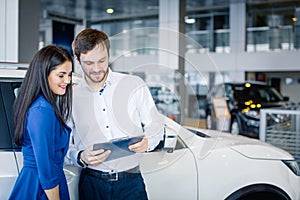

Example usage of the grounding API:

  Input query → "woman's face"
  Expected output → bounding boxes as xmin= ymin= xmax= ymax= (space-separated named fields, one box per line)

xmin=48 ymin=61 xmax=72 ymax=95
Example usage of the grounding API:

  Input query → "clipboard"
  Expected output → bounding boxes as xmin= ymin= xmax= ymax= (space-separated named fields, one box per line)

xmin=93 ymin=135 xmax=144 ymax=161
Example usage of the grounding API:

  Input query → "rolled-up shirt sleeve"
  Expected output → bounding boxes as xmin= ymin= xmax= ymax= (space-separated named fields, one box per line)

xmin=65 ymin=117 xmax=81 ymax=167
xmin=135 ymin=78 xmax=164 ymax=151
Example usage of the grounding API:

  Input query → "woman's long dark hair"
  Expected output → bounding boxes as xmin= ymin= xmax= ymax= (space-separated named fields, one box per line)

xmin=14 ymin=45 xmax=73 ymax=146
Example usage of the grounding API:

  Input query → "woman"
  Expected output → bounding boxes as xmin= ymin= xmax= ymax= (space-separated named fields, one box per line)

xmin=9 ymin=45 xmax=73 ymax=200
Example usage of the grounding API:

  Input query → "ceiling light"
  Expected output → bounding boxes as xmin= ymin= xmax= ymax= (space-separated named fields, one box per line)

xmin=106 ymin=8 xmax=114 ymax=14
xmin=185 ymin=16 xmax=195 ymax=24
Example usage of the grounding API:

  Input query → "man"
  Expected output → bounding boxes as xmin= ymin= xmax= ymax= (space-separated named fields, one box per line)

xmin=67 ymin=28 xmax=164 ymax=200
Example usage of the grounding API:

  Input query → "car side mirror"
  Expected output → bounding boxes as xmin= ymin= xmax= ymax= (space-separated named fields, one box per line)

xmin=283 ymin=96 xmax=289 ymax=101
xmin=163 ymin=135 xmax=177 ymax=153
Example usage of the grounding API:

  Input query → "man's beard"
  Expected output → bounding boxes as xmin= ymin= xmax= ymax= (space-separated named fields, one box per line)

xmin=84 ymin=68 xmax=108 ymax=84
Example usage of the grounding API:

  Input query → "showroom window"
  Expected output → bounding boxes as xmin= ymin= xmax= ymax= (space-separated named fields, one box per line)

xmin=91 ymin=18 xmax=159 ymax=58
xmin=246 ymin=0 xmax=300 ymax=52
xmin=185 ymin=1 xmax=230 ymax=53
xmin=91 ymin=0 xmax=231 ymax=56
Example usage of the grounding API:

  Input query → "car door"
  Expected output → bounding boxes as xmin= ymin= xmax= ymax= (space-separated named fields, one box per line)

xmin=140 ymin=125 xmax=198 ymax=200
xmin=0 ymin=81 xmax=23 ymax=199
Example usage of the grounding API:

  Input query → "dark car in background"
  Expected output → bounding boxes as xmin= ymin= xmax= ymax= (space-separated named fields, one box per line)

xmin=205 ymin=82 xmax=291 ymax=138
xmin=149 ymin=85 xmax=180 ymax=122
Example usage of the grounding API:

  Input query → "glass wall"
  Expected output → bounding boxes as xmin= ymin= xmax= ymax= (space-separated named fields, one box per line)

xmin=91 ymin=18 xmax=159 ymax=58
xmin=185 ymin=8 xmax=230 ymax=53
xmin=90 ymin=1 xmax=231 ymax=56
xmin=246 ymin=0 xmax=300 ymax=52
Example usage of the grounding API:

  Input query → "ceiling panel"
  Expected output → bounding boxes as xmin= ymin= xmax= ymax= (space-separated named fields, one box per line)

xmin=40 ymin=0 xmax=159 ymax=22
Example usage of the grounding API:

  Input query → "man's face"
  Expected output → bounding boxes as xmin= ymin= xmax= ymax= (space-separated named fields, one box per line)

xmin=79 ymin=44 xmax=109 ymax=85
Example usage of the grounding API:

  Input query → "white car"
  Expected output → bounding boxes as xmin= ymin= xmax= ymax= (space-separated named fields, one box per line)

xmin=1 ymin=64 xmax=299 ymax=200
xmin=141 ymin=117 xmax=300 ymax=199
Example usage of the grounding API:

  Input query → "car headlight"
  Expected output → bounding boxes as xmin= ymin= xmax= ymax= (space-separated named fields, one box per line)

xmin=243 ymin=109 xmax=260 ymax=119
xmin=282 ymin=160 xmax=300 ymax=176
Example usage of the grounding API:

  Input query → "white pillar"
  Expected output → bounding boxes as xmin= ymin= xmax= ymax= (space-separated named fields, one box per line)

xmin=0 ymin=0 xmax=18 ymax=62
xmin=230 ymin=1 xmax=246 ymax=53
xmin=159 ymin=0 xmax=185 ymax=70
xmin=158 ymin=0 xmax=187 ymax=120
xmin=0 ymin=0 xmax=39 ymax=63
xmin=230 ymin=1 xmax=246 ymax=82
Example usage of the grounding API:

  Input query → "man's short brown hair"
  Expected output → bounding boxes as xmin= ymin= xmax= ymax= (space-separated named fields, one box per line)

xmin=73 ymin=28 xmax=110 ymax=62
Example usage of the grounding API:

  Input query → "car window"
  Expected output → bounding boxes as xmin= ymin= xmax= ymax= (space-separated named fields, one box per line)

xmin=0 ymin=82 xmax=22 ymax=149
xmin=225 ymin=85 xmax=233 ymax=99
xmin=174 ymin=135 xmax=187 ymax=150
xmin=0 ymin=110 xmax=12 ymax=149
xmin=233 ymin=84 xmax=284 ymax=102
xmin=0 ymin=84 xmax=13 ymax=149
xmin=14 ymin=86 xmax=21 ymax=97
xmin=263 ymin=87 xmax=284 ymax=102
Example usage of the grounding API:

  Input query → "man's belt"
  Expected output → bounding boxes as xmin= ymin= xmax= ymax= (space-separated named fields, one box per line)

xmin=82 ymin=166 xmax=140 ymax=181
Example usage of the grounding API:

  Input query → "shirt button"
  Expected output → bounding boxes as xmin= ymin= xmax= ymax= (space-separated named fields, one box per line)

xmin=106 ymin=125 xmax=109 ymax=128
xmin=103 ymin=108 xmax=106 ymax=111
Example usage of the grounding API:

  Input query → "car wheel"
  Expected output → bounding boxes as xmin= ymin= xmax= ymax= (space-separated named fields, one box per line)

xmin=206 ymin=114 xmax=212 ymax=129
xmin=230 ymin=118 xmax=240 ymax=135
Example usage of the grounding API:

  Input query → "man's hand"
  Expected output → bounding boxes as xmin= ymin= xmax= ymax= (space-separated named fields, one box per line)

xmin=128 ymin=137 xmax=148 ymax=153
xmin=81 ymin=146 xmax=111 ymax=166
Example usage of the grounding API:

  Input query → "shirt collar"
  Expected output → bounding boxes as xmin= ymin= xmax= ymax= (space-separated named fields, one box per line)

xmin=105 ymin=67 xmax=113 ymax=87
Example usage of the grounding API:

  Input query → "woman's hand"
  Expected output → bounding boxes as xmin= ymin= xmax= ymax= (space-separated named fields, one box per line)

xmin=44 ymin=185 xmax=60 ymax=200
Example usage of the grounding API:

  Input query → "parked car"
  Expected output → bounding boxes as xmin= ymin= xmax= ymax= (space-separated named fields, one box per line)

xmin=1 ymin=65 xmax=300 ymax=199
xmin=205 ymin=82 xmax=292 ymax=138
xmin=142 ymin=117 xmax=300 ymax=200
xmin=149 ymin=85 xmax=181 ymax=122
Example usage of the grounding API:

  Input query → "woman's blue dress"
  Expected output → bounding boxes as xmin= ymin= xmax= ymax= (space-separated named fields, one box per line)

xmin=9 ymin=95 xmax=71 ymax=199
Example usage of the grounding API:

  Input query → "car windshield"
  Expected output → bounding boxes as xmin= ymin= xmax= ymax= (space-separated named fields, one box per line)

xmin=232 ymin=84 xmax=284 ymax=102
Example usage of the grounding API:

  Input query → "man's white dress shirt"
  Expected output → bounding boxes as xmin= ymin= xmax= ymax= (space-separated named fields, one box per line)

xmin=67 ymin=68 xmax=164 ymax=172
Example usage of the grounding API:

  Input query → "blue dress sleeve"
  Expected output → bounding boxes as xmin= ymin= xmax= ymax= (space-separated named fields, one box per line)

xmin=26 ymin=106 xmax=60 ymax=190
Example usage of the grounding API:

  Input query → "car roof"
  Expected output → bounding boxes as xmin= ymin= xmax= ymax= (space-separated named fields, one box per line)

xmin=0 ymin=62 xmax=28 ymax=79
xmin=223 ymin=81 xmax=268 ymax=86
